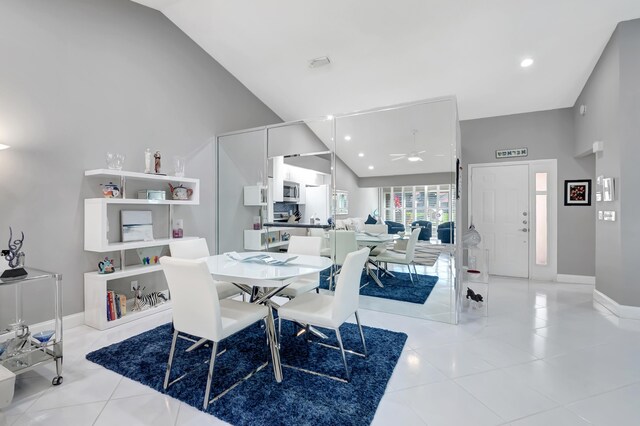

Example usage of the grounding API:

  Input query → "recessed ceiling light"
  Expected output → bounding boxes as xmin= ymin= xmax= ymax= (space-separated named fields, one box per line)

xmin=407 ymin=155 xmax=423 ymax=162
xmin=0 ymin=143 xmax=10 ymax=150
xmin=358 ymin=152 xmax=364 ymax=157
xmin=344 ymin=135 xmax=351 ymax=141
xmin=368 ymin=165 xmax=374 ymax=170
xmin=326 ymin=115 xmax=334 ymax=120
xmin=520 ymin=58 xmax=534 ymax=68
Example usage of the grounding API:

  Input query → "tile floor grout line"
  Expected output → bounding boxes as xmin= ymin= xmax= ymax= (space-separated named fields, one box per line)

xmin=92 ymin=375 xmax=124 ymax=425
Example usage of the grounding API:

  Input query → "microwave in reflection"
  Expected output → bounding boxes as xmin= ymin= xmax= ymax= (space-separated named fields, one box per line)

xmin=283 ymin=181 xmax=299 ymax=202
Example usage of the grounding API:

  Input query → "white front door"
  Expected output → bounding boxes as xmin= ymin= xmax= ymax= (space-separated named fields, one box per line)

xmin=471 ymin=164 xmax=529 ymax=278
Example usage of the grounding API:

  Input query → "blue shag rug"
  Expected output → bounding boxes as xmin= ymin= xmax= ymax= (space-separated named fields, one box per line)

xmin=320 ymin=269 xmax=438 ymax=304
xmin=86 ymin=321 xmax=407 ymax=426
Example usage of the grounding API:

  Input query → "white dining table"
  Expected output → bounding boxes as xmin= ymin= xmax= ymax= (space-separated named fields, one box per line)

xmin=204 ymin=252 xmax=333 ymax=382
xmin=355 ymin=232 xmax=397 ymax=288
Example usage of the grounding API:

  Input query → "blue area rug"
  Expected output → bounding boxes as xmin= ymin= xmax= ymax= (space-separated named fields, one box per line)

xmin=86 ymin=321 xmax=407 ymax=426
xmin=320 ymin=269 xmax=438 ymax=304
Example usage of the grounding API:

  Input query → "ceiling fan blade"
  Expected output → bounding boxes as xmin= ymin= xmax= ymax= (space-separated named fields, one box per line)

xmin=389 ymin=153 xmax=407 ymax=156
xmin=391 ymin=156 xmax=406 ymax=161
xmin=417 ymin=150 xmax=427 ymax=154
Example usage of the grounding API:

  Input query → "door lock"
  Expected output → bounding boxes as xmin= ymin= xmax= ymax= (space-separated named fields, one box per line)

xmin=522 ymin=220 xmax=528 ymax=225
xmin=521 ymin=228 xmax=529 ymax=232
xmin=523 ymin=212 xmax=528 ymax=216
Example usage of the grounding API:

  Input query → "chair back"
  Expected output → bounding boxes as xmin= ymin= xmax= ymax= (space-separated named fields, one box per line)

xmin=170 ymin=238 xmax=209 ymax=259
xmin=287 ymin=236 xmax=321 ymax=256
xmin=160 ymin=256 xmax=223 ymax=341
xmin=332 ymin=248 xmax=369 ymax=324
xmin=329 ymin=230 xmax=358 ymax=266
xmin=309 ymin=228 xmax=329 ymax=250
xmin=404 ymin=228 xmax=421 ymax=262
xmin=363 ymin=224 xmax=387 ymax=234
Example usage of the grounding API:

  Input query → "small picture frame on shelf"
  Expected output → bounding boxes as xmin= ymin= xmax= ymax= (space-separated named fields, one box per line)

xmin=564 ymin=179 xmax=591 ymax=206
xmin=121 ymin=210 xmax=154 ymax=242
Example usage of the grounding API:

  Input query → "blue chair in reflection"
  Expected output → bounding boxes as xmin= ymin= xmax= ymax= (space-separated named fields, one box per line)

xmin=384 ymin=221 xmax=405 ymax=235
xmin=437 ymin=222 xmax=455 ymax=244
xmin=411 ymin=220 xmax=432 ymax=241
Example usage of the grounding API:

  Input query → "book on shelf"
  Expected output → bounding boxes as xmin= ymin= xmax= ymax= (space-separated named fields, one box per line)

xmin=106 ymin=294 xmax=111 ymax=321
xmin=107 ymin=291 xmax=117 ymax=321
xmin=119 ymin=294 xmax=127 ymax=317
xmin=114 ymin=292 xmax=122 ymax=319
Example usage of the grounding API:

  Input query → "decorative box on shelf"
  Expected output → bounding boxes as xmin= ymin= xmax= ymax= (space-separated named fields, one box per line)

xmin=138 ymin=190 xmax=166 ymax=200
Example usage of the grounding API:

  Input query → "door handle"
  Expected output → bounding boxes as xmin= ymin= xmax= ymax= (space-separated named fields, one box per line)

xmin=521 ymin=228 xmax=529 ymax=232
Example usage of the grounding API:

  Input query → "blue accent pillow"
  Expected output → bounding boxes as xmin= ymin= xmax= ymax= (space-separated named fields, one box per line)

xmin=365 ymin=214 xmax=377 ymax=224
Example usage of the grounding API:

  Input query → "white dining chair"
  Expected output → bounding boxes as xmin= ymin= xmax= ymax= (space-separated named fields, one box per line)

xmin=309 ymin=228 xmax=331 ymax=257
xmin=370 ymin=228 xmax=421 ymax=283
xmin=277 ymin=236 xmax=322 ymax=298
xmin=277 ymin=247 xmax=370 ymax=382
xmin=169 ymin=239 xmax=242 ymax=300
xmin=328 ymin=230 xmax=359 ymax=290
xmin=160 ymin=256 xmax=270 ymax=410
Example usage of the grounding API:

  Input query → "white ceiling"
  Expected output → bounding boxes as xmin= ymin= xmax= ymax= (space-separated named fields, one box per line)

xmin=133 ymin=0 xmax=640 ymax=121
xmin=332 ymin=99 xmax=456 ymax=177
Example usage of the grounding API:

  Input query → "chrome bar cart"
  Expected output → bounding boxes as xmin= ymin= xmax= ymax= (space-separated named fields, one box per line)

xmin=0 ymin=267 xmax=63 ymax=386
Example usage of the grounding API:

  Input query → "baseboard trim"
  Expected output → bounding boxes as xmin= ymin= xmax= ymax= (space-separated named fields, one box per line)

xmin=593 ymin=290 xmax=640 ymax=319
xmin=556 ymin=274 xmax=596 ymax=284
xmin=30 ymin=312 xmax=85 ymax=333
xmin=0 ymin=312 xmax=85 ymax=341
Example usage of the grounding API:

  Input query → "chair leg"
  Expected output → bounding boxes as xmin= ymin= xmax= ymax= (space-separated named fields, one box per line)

xmin=164 ymin=329 xmax=179 ymax=390
xmin=408 ymin=264 xmax=414 ymax=284
xmin=278 ymin=316 xmax=282 ymax=345
xmin=203 ymin=341 xmax=219 ymax=410
xmin=354 ymin=311 xmax=368 ymax=357
xmin=335 ymin=328 xmax=350 ymax=382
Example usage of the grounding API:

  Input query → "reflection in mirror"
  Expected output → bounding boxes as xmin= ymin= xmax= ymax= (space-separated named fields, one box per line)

xmin=215 ymin=98 xmax=460 ymax=325
xmin=334 ymin=98 xmax=460 ymax=324
xmin=216 ymin=128 xmax=267 ymax=254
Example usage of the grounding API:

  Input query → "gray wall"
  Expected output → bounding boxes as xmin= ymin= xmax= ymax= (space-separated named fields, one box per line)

xmin=461 ymin=108 xmax=596 ymax=276
xmin=335 ymin=157 xmax=378 ymax=219
xmin=574 ymin=19 xmax=640 ymax=306
xmin=0 ymin=0 xmax=280 ymax=322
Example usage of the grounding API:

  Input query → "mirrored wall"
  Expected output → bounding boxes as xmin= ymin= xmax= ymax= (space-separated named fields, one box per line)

xmin=217 ymin=98 xmax=461 ymax=324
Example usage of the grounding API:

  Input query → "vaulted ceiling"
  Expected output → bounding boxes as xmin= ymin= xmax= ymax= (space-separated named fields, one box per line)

xmin=133 ymin=0 xmax=640 ymax=121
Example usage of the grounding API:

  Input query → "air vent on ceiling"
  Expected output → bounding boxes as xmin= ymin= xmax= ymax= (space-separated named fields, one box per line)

xmin=309 ymin=56 xmax=331 ymax=68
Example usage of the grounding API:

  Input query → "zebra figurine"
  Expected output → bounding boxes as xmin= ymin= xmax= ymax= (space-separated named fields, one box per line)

xmin=132 ymin=285 xmax=168 ymax=311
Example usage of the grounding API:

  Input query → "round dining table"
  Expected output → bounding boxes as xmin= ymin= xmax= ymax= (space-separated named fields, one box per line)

xmin=204 ymin=252 xmax=333 ymax=382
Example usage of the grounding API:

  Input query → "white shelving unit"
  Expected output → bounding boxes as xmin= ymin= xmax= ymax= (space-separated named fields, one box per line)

xmin=244 ymin=228 xmax=293 ymax=251
xmin=83 ymin=169 xmax=200 ymax=330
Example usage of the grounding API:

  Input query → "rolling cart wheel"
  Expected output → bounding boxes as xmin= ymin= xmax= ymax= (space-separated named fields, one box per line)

xmin=52 ymin=376 xmax=63 ymax=386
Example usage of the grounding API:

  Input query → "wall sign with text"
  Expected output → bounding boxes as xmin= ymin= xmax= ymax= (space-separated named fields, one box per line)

xmin=496 ymin=148 xmax=528 ymax=159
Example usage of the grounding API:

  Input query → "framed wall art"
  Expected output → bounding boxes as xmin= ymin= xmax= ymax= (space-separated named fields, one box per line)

xmin=564 ymin=179 xmax=591 ymax=206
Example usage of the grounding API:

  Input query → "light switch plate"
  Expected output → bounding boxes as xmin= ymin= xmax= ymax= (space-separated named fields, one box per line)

xmin=598 ymin=211 xmax=603 ymax=220
xmin=603 ymin=211 xmax=616 ymax=221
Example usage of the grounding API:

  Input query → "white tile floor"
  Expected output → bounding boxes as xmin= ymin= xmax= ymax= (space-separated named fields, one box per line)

xmin=2 ymin=275 xmax=640 ymax=425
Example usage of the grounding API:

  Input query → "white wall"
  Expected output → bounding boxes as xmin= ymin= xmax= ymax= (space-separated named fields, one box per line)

xmin=0 ymin=0 xmax=280 ymax=323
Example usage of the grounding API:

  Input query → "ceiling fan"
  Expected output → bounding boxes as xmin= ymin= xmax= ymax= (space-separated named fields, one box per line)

xmin=389 ymin=129 xmax=425 ymax=162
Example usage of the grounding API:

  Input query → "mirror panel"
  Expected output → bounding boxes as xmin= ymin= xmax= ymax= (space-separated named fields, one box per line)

xmin=217 ymin=128 xmax=266 ymax=254
xmin=215 ymin=98 xmax=460 ymax=324
xmin=334 ymin=99 xmax=459 ymax=323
